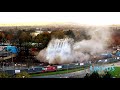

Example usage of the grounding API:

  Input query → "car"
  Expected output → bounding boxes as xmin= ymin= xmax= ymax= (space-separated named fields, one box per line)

xmin=42 ymin=65 xmax=56 ymax=72
xmin=104 ymin=59 xmax=108 ymax=62
xmin=98 ymin=60 xmax=102 ymax=62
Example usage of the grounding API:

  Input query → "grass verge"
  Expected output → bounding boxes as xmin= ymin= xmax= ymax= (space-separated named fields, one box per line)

xmin=109 ymin=67 xmax=120 ymax=78
xmin=30 ymin=67 xmax=85 ymax=77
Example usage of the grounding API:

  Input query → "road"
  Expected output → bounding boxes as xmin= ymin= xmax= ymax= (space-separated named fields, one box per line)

xmin=32 ymin=61 xmax=120 ymax=78
xmin=32 ymin=69 xmax=90 ymax=78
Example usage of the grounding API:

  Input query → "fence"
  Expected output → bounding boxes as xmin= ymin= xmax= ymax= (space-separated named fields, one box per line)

xmin=0 ymin=57 xmax=120 ymax=75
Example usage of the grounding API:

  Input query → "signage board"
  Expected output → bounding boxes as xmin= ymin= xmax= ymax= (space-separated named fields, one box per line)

xmin=57 ymin=66 xmax=62 ymax=69
xmin=75 ymin=63 xmax=78 ymax=65
xmin=80 ymin=63 xmax=84 ymax=66
xmin=117 ymin=57 xmax=120 ymax=59
xmin=15 ymin=70 xmax=20 ymax=73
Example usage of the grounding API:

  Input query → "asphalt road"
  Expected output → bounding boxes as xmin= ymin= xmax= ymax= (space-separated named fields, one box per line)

xmin=32 ymin=69 xmax=90 ymax=78
xmin=32 ymin=61 xmax=120 ymax=78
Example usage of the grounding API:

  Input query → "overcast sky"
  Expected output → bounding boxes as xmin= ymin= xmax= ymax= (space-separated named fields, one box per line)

xmin=0 ymin=12 xmax=120 ymax=26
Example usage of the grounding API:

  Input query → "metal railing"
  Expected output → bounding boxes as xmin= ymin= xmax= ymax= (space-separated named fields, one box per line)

xmin=0 ymin=57 xmax=120 ymax=75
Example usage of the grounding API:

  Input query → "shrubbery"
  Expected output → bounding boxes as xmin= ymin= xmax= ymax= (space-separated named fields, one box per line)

xmin=0 ymin=71 xmax=31 ymax=78
xmin=102 ymin=71 xmax=112 ymax=78
xmin=15 ymin=71 xmax=31 ymax=78
xmin=84 ymin=71 xmax=112 ymax=78
xmin=0 ymin=72 xmax=12 ymax=78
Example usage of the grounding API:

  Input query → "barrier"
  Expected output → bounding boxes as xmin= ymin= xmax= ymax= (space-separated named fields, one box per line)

xmin=1 ymin=57 xmax=120 ymax=75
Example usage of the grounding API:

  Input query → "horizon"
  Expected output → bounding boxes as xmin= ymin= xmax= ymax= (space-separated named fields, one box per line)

xmin=0 ymin=12 xmax=120 ymax=26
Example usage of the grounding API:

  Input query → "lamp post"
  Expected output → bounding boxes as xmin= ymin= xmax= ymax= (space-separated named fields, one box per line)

xmin=2 ymin=62 xmax=4 ymax=71
xmin=67 ymin=64 xmax=69 ymax=74
xmin=11 ymin=52 xmax=13 ymax=63
xmin=2 ymin=62 xmax=5 ymax=71
xmin=10 ymin=52 xmax=13 ymax=63
xmin=11 ymin=52 xmax=14 ymax=69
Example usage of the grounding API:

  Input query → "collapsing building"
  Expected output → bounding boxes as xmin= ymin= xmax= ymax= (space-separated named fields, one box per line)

xmin=46 ymin=38 xmax=74 ymax=64
xmin=36 ymin=38 xmax=92 ymax=64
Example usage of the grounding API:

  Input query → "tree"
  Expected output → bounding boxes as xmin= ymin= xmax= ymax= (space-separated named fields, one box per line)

xmin=51 ymin=30 xmax=65 ymax=39
xmin=0 ymin=32 xmax=6 ymax=43
xmin=84 ymin=71 xmax=113 ymax=78
xmin=6 ymin=34 xmax=13 ymax=41
xmin=64 ymin=30 xmax=75 ymax=39
xmin=102 ymin=71 xmax=112 ymax=78
xmin=0 ymin=32 xmax=3 ymax=42
xmin=111 ymin=29 xmax=120 ymax=46
xmin=19 ymin=31 xmax=32 ymax=54
xmin=16 ymin=30 xmax=32 ymax=64
xmin=19 ymin=31 xmax=32 ymax=43
xmin=90 ymin=72 xmax=101 ymax=78
xmin=15 ymin=71 xmax=31 ymax=78
xmin=84 ymin=71 xmax=101 ymax=78
xmin=34 ymin=31 xmax=51 ymax=49
xmin=42 ymin=32 xmax=51 ymax=46
xmin=84 ymin=73 xmax=90 ymax=78
xmin=74 ymin=30 xmax=91 ymax=41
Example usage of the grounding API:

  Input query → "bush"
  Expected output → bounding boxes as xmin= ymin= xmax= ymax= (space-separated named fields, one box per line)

xmin=84 ymin=73 xmax=90 ymax=78
xmin=84 ymin=71 xmax=101 ymax=78
xmin=89 ymin=71 xmax=101 ymax=78
xmin=84 ymin=71 xmax=112 ymax=78
xmin=15 ymin=71 xmax=31 ymax=78
xmin=0 ymin=72 xmax=11 ymax=78
xmin=102 ymin=71 xmax=112 ymax=78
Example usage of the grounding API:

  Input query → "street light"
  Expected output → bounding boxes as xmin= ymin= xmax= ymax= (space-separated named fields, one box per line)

xmin=67 ymin=64 xmax=69 ymax=74
xmin=10 ymin=52 xmax=13 ymax=64
xmin=2 ymin=62 xmax=5 ymax=71
xmin=11 ymin=52 xmax=13 ymax=63
xmin=11 ymin=52 xmax=15 ymax=69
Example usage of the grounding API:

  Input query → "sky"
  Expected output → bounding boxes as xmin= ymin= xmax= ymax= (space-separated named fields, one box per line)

xmin=0 ymin=12 xmax=120 ymax=26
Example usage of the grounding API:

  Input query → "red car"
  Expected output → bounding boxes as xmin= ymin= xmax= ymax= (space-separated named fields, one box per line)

xmin=42 ymin=66 xmax=56 ymax=72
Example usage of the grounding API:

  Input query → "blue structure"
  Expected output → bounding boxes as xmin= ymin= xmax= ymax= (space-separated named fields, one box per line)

xmin=115 ymin=51 xmax=120 ymax=57
xmin=5 ymin=45 xmax=19 ymax=54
